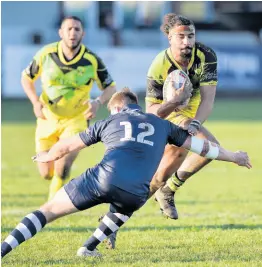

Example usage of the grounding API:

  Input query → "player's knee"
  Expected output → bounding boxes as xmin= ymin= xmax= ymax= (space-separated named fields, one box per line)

xmin=38 ymin=164 xmax=54 ymax=180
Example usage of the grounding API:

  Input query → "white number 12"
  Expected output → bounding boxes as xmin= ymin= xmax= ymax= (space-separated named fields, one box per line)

xmin=120 ymin=121 xmax=155 ymax=146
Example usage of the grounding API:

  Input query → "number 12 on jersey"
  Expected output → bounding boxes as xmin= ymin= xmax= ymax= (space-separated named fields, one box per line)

xmin=120 ymin=121 xmax=155 ymax=146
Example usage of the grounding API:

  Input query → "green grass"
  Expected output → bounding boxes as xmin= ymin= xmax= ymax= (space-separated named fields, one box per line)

xmin=2 ymin=99 xmax=262 ymax=266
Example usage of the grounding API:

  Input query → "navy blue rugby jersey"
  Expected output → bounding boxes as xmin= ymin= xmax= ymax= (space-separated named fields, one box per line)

xmin=79 ymin=104 xmax=189 ymax=197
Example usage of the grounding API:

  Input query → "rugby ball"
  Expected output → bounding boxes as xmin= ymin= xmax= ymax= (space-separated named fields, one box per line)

xmin=163 ymin=69 xmax=191 ymax=108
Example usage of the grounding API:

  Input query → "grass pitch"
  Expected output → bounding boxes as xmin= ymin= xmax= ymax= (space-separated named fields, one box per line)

xmin=1 ymin=99 xmax=262 ymax=266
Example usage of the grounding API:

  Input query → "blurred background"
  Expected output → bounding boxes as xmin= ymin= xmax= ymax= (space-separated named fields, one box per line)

xmin=1 ymin=0 xmax=262 ymax=149
xmin=2 ymin=1 xmax=262 ymax=100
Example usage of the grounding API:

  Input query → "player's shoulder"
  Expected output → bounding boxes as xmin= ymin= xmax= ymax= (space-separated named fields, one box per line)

xmin=148 ymin=48 xmax=168 ymax=77
xmin=195 ymin=42 xmax=217 ymax=60
xmin=145 ymin=112 xmax=168 ymax=128
xmin=146 ymin=112 xmax=160 ymax=120
xmin=151 ymin=49 xmax=167 ymax=65
xmin=83 ymin=46 xmax=100 ymax=59
xmin=36 ymin=42 xmax=58 ymax=57
xmin=82 ymin=46 xmax=105 ymax=67
xmin=91 ymin=117 xmax=110 ymax=132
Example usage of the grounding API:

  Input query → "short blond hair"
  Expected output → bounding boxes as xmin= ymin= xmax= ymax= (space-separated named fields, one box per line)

xmin=107 ymin=87 xmax=138 ymax=110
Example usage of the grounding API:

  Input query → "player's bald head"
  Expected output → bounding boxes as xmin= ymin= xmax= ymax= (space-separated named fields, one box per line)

xmin=108 ymin=87 xmax=138 ymax=111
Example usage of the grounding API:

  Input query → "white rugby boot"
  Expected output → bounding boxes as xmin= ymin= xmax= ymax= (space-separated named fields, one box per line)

xmin=76 ymin=247 xmax=102 ymax=257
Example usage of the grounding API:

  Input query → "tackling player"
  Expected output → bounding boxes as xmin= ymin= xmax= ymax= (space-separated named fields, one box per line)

xmin=146 ymin=13 xmax=221 ymax=219
xmin=1 ymin=88 xmax=251 ymax=259
xmin=21 ymin=16 xmax=116 ymax=200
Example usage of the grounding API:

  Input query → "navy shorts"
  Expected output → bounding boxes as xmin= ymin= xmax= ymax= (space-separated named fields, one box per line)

xmin=64 ymin=170 xmax=148 ymax=217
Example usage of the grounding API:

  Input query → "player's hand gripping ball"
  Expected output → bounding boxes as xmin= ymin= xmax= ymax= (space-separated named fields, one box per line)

xmin=163 ymin=69 xmax=192 ymax=109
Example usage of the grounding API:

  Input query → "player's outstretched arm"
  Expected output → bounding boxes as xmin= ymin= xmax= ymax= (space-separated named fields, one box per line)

xmin=32 ymin=135 xmax=87 ymax=163
xmin=181 ymin=136 xmax=252 ymax=169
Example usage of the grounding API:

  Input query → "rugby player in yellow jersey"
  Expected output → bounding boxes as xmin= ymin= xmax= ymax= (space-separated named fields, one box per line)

xmin=146 ymin=13 xmax=220 ymax=219
xmin=21 ymin=16 xmax=116 ymax=200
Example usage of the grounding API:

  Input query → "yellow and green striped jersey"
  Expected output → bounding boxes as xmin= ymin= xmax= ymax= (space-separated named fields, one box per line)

xmin=146 ymin=42 xmax=218 ymax=119
xmin=23 ymin=41 xmax=115 ymax=118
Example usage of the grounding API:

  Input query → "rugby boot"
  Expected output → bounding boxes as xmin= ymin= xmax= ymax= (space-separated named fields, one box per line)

xmin=77 ymin=247 xmax=102 ymax=257
xmin=155 ymin=185 xmax=178 ymax=219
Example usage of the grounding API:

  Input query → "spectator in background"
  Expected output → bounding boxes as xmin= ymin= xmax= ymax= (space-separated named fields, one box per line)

xmin=105 ymin=11 xmax=122 ymax=46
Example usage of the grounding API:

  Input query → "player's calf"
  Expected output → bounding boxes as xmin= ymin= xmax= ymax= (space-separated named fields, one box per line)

xmin=77 ymin=211 xmax=129 ymax=257
xmin=98 ymin=215 xmax=118 ymax=249
xmin=1 ymin=188 xmax=79 ymax=259
xmin=1 ymin=210 xmax=47 ymax=258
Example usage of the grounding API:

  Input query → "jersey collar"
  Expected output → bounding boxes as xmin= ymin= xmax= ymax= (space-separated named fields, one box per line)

xmin=58 ymin=41 xmax=86 ymax=65
xmin=121 ymin=104 xmax=142 ymax=112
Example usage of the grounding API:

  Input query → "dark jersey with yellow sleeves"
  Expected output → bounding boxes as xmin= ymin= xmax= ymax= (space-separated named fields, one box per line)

xmin=146 ymin=42 xmax=218 ymax=119
xmin=22 ymin=41 xmax=115 ymax=118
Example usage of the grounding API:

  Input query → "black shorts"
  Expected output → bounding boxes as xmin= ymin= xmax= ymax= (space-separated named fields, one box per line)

xmin=64 ymin=170 xmax=147 ymax=217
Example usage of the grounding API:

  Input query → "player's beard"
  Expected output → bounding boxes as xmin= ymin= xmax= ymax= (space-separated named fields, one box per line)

xmin=65 ymin=38 xmax=82 ymax=50
xmin=72 ymin=39 xmax=82 ymax=50
xmin=181 ymin=47 xmax=192 ymax=59
xmin=181 ymin=52 xmax=192 ymax=59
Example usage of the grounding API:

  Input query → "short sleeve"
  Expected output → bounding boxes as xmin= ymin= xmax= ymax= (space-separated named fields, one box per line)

xmin=167 ymin=122 xmax=189 ymax=147
xmin=22 ymin=49 xmax=43 ymax=81
xmin=79 ymin=120 xmax=104 ymax=146
xmin=95 ymin=55 xmax=115 ymax=90
xmin=146 ymin=56 xmax=164 ymax=104
xmin=200 ymin=48 xmax=218 ymax=86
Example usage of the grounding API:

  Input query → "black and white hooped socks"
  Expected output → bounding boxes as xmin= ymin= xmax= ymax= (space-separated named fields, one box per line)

xmin=1 ymin=210 xmax=47 ymax=258
xmin=77 ymin=212 xmax=129 ymax=256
